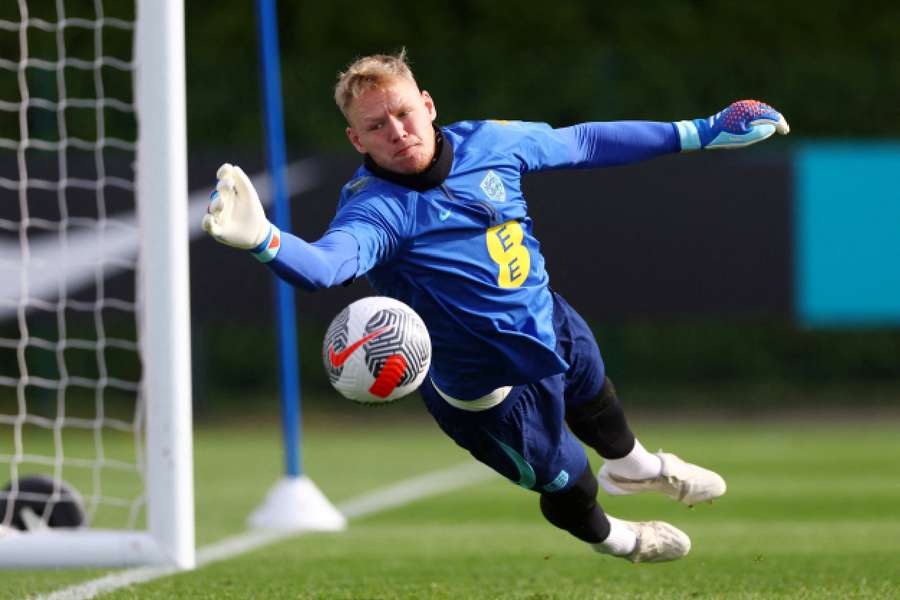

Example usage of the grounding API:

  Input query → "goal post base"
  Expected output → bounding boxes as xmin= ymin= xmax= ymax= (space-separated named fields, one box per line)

xmin=248 ymin=476 xmax=346 ymax=532
xmin=0 ymin=529 xmax=192 ymax=569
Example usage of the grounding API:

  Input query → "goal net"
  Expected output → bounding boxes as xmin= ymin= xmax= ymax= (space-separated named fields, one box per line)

xmin=0 ymin=0 xmax=193 ymax=568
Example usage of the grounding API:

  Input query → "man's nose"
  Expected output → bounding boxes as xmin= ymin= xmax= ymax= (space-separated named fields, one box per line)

xmin=387 ymin=116 xmax=406 ymax=140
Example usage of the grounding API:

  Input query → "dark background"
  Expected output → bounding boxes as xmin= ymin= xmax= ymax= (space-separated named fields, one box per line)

xmin=185 ymin=1 xmax=900 ymax=150
xmin=184 ymin=1 xmax=900 ymax=411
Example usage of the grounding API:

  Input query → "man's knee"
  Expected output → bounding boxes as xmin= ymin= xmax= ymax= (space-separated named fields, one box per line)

xmin=539 ymin=465 xmax=609 ymax=543
xmin=565 ymin=377 xmax=635 ymax=459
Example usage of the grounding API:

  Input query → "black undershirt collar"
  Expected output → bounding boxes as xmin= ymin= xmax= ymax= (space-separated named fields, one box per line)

xmin=363 ymin=126 xmax=453 ymax=192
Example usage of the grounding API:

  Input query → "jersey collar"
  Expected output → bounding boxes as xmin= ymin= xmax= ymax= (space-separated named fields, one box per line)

xmin=364 ymin=126 xmax=452 ymax=192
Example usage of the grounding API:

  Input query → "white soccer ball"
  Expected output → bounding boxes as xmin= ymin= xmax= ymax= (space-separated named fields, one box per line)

xmin=322 ymin=296 xmax=431 ymax=404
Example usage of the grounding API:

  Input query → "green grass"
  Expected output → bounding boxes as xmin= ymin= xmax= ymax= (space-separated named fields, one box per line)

xmin=1 ymin=408 xmax=899 ymax=599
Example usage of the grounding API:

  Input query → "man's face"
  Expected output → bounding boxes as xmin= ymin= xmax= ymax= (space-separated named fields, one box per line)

xmin=345 ymin=78 xmax=437 ymax=175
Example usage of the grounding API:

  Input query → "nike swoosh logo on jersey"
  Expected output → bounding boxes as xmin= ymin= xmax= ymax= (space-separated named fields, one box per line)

xmin=328 ymin=327 xmax=390 ymax=367
xmin=438 ymin=208 xmax=451 ymax=221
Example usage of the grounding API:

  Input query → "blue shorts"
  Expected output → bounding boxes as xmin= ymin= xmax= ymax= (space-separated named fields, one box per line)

xmin=420 ymin=291 xmax=605 ymax=493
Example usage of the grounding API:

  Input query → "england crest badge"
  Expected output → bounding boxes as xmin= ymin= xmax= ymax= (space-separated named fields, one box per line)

xmin=480 ymin=170 xmax=506 ymax=203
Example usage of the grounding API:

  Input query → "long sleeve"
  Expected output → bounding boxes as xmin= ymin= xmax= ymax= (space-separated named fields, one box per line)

xmin=267 ymin=229 xmax=359 ymax=291
xmin=510 ymin=120 xmax=681 ymax=173
xmin=560 ymin=121 xmax=681 ymax=167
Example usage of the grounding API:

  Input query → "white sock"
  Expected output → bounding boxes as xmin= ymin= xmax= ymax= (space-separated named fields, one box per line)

xmin=592 ymin=515 xmax=637 ymax=556
xmin=603 ymin=439 xmax=662 ymax=480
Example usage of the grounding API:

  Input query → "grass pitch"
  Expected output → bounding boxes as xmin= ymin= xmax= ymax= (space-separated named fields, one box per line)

xmin=2 ymin=405 xmax=899 ymax=599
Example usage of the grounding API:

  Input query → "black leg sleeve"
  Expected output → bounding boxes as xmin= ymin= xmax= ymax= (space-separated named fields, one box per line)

xmin=539 ymin=464 xmax=610 ymax=544
xmin=565 ymin=377 xmax=636 ymax=459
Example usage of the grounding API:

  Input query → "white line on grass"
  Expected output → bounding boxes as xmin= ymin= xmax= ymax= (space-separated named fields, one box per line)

xmin=33 ymin=461 xmax=493 ymax=600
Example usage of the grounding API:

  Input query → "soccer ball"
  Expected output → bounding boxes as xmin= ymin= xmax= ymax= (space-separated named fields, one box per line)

xmin=0 ymin=474 xmax=85 ymax=531
xmin=323 ymin=296 xmax=431 ymax=404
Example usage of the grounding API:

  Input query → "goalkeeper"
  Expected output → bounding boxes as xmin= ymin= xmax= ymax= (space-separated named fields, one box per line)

xmin=204 ymin=50 xmax=789 ymax=563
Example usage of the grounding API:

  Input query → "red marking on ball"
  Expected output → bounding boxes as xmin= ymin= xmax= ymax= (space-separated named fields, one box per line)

xmin=368 ymin=354 xmax=409 ymax=398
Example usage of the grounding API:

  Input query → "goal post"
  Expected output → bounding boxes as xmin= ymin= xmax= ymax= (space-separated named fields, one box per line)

xmin=134 ymin=0 xmax=194 ymax=570
xmin=0 ymin=0 xmax=194 ymax=569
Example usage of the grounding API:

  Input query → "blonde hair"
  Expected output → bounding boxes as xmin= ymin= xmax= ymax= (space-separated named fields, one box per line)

xmin=334 ymin=49 xmax=417 ymax=119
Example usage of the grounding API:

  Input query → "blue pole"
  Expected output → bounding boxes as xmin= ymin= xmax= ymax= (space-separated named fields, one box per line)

xmin=256 ymin=0 xmax=301 ymax=478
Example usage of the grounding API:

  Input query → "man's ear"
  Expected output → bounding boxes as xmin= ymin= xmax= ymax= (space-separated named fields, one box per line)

xmin=346 ymin=126 xmax=366 ymax=154
xmin=422 ymin=90 xmax=437 ymax=122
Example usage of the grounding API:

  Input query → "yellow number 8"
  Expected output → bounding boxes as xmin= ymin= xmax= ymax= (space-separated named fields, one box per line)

xmin=486 ymin=220 xmax=531 ymax=289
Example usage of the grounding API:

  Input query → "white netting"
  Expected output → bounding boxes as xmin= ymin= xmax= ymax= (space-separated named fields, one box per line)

xmin=0 ymin=0 xmax=146 ymax=531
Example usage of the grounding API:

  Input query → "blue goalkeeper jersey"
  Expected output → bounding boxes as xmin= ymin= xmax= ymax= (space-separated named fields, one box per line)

xmin=270 ymin=119 xmax=679 ymax=399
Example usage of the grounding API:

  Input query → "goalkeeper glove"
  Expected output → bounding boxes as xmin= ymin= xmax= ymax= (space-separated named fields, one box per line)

xmin=675 ymin=100 xmax=790 ymax=151
xmin=202 ymin=163 xmax=281 ymax=263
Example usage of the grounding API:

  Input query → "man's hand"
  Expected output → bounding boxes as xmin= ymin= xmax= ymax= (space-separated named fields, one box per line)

xmin=202 ymin=163 xmax=270 ymax=249
xmin=203 ymin=164 xmax=281 ymax=262
xmin=675 ymin=100 xmax=790 ymax=151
